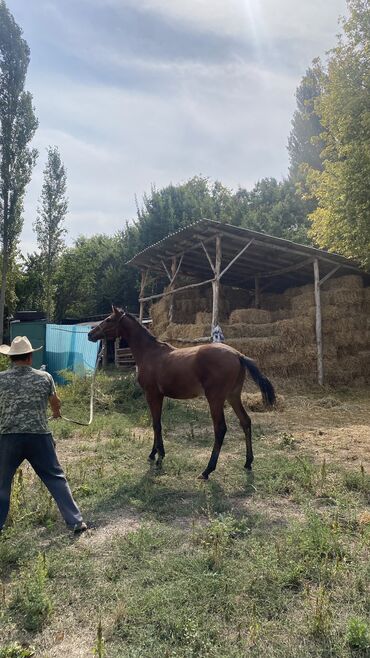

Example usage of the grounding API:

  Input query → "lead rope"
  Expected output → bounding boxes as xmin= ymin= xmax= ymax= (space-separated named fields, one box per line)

xmin=49 ymin=346 xmax=104 ymax=427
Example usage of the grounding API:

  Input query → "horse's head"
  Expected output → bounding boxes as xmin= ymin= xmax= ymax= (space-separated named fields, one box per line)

xmin=88 ymin=306 xmax=126 ymax=342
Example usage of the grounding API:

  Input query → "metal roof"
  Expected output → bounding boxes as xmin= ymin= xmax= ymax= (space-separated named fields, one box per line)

xmin=126 ymin=219 xmax=366 ymax=291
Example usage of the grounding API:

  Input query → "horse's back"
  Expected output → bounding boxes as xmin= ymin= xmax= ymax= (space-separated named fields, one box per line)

xmin=153 ymin=342 xmax=243 ymax=399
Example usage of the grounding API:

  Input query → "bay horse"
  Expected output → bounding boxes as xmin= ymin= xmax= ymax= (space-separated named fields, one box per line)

xmin=88 ymin=307 xmax=276 ymax=480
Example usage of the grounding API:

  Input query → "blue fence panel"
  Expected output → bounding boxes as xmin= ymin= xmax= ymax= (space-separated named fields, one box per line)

xmin=45 ymin=325 xmax=99 ymax=383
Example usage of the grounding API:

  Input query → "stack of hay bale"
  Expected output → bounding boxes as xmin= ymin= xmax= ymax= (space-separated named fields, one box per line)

xmin=150 ymin=282 xmax=252 ymax=341
xmin=150 ymin=274 xmax=370 ymax=385
xmin=226 ymin=275 xmax=370 ymax=384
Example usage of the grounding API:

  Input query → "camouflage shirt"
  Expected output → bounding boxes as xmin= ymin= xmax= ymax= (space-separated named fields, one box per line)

xmin=0 ymin=365 xmax=56 ymax=434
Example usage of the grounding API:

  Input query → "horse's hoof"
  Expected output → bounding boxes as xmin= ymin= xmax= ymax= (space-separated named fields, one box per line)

xmin=198 ymin=473 xmax=209 ymax=480
xmin=148 ymin=456 xmax=156 ymax=463
xmin=244 ymin=463 xmax=253 ymax=471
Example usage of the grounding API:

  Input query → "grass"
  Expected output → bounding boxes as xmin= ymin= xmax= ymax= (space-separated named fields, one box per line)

xmin=0 ymin=372 xmax=369 ymax=657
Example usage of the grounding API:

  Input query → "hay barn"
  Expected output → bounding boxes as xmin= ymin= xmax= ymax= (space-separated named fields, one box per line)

xmin=127 ymin=219 xmax=370 ymax=386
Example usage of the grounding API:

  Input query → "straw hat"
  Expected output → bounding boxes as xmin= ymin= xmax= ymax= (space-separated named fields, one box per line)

xmin=0 ymin=336 xmax=43 ymax=356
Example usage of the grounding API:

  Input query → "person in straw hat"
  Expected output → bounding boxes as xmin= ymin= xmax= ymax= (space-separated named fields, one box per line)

xmin=0 ymin=336 xmax=87 ymax=534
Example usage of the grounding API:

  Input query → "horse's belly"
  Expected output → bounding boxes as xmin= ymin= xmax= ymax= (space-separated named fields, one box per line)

xmin=158 ymin=375 xmax=203 ymax=399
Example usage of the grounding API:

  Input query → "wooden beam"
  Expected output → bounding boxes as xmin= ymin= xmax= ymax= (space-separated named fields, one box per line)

xmin=313 ymin=259 xmax=324 ymax=386
xmin=161 ymin=260 xmax=171 ymax=281
xmin=219 ymin=239 xmax=254 ymax=280
xmin=255 ymin=256 xmax=314 ymax=280
xmin=139 ymin=269 xmax=148 ymax=322
xmin=319 ymin=265 xmax=341 ymax=287
xmin=139 ymin=277 xmax=214 ymax=303
xmin=169 ymin=254 xmax=183 ymax=285
xmin=201 ymin=241 xmax=216 ymax=273
xmin=169 ymin=256 xmax=177 ymax=323
xmin=212 ymin=235 xmax=222 ymax=330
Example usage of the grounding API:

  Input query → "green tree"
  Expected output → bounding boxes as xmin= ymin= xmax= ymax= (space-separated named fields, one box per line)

xmin=0 ymin=1 xmax=38 ymax=341
xmin=233 ymin=178 xmax=312 ymax=243
xmin=54 ymin=234 xmax=125 ymax=320
xmin=16 ymin=252 xmax=45 ymax=312
xmin=34 ymin=146 xmax=68 ymax=319
xmin=308 ymin=0 xmax=370 ymax=267
xmin=288 ymin=61 xmax=326 ymax=181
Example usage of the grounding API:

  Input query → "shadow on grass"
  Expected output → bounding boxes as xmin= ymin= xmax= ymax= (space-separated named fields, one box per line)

xmin=89 ymin=466 xmax=238 ymax=522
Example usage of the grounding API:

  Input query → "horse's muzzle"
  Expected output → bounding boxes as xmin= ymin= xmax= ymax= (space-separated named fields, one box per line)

xmin=88 ymin=329 xmax=99 ymax=342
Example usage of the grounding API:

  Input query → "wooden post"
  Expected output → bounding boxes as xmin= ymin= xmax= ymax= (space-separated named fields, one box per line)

xmin=139 ymin=270 xmax=146 ymax=323
xmin=169 ymin=256 xmax=176 ymax=323
xmin=313 ymin=258 xmax=324 ymax=385
xmin=102 ymin=339 xmax=108 ymax=368
xmin=114 ymin=337 xmax=120 ymax=367
xmin=211 ymin=235 xmax=222 ymax=331
xmin=254 ymin=276 xmax=260 ymax=308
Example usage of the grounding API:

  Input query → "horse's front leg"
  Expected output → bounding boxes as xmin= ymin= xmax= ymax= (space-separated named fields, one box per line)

xmin=146 ymin=391 xmax=165 ymax=466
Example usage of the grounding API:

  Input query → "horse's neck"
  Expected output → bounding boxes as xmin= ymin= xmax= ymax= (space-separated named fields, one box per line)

xmin=121 ymin=321 xmax=164 ymax=364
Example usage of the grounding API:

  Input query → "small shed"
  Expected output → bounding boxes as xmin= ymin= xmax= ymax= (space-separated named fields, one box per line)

xmin=127 ymin=219 xmax=370 ymax=385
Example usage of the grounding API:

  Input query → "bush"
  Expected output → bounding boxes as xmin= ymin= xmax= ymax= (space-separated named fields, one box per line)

xmin=12 ymin=553 xmax=52 ymax=632
xmin=346 ymin=617 xmax=370 ymax=650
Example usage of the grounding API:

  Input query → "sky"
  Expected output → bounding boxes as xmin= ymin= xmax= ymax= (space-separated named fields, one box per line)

xmin=7 ymin=0 xmax=348 ymax=253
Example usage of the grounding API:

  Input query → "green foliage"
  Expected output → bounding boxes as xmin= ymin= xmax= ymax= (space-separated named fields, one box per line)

xmin=15 ymin=253 xmax=45 ymax=312
xmin=54 ymin=233 xmax=134 ymax=319
xmin=34 ymin=146 xmax=68 ymax=320
xmin=288 ymin=61 xmax=326 ymax=179
xmin=12 ymin=553 xmax=52 ymax=632
xmin=0 ymin=0 xmax=38 ymax=340
xmin=0 ymin=644 xmax=35 ymax=658
xmin=346 ymin=617 xmax=370 ymax=650
xmin=308 ymin=0 xmax=370 ymax=268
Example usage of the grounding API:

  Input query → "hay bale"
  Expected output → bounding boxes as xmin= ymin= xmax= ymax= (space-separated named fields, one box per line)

xmin=291 ymin=292 xmax=315 ymax=312
xmin=229 ymin=308 xmax=271 ymax=325
xmin=271 ymin=309 xmax=293 ymax=321
xmin=325 ymin=356 xmax=363 ymax=384
xmin=321 ymin=289 xmax=364 ymax=306
xmin=195 ymin=311 xmax=212 ymax=324
xmin=322 ymin=316 xmax=367 ymax=334
xmin=164 ymin=323 xmax=210 ymax=341
xmin=226 ymin=336 xmax=282 ymax=357
xmin=150 ymin=297 xmax=169 ymax=325
xmin=323 ymin=274 xmax=363 ymax=291
xmin=261 ymin=292 xmax=289 ymax=311
xmin=284 ymin=283 xmax=314 ymax=299
xmin=224 ymin=322 xmax=277 ymax=339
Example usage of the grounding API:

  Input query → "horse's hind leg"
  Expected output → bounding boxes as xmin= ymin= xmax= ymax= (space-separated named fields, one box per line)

xmin=146 ymin=391 xmax=164 ymax=465
xmin=200 ymin=396 xmax=227 ymax=480
xmin=227 ymin=392 xmax=253 ymax=470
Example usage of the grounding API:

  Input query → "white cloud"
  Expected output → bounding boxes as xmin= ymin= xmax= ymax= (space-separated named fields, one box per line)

xmin=8 ymin=0 xmax=347 ymax=253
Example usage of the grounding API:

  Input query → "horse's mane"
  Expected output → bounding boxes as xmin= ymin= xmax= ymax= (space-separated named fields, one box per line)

xmin=119 ymin=310 xmax=159 ymax=344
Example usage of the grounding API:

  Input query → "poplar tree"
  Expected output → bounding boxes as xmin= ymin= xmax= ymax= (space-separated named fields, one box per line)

xmin=0 ymin=0 xmax=38 ymax=340
xmin=34 ymin=146 xmax=68 ymax=319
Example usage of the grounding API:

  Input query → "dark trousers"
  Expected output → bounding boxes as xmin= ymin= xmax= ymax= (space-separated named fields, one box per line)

xmin=0 ymin=433 xmax=83 ymax=530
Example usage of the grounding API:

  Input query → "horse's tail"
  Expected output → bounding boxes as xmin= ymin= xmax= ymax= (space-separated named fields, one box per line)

xmin=240 ymin=356 xmax=276 ymax=408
